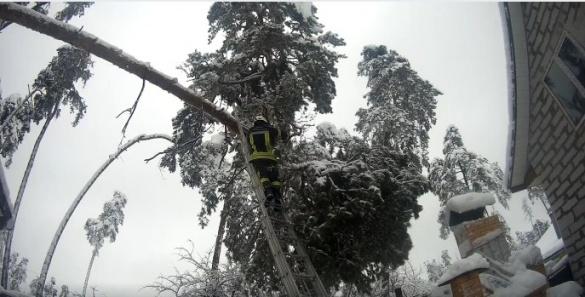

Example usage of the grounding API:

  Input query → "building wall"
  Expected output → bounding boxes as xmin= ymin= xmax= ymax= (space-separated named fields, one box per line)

xmin=520 ymin=2 xmax=585 ymax=285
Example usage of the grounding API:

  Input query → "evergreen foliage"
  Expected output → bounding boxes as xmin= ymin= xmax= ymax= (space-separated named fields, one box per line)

xmin=8 ymin=252 xmax=28 ymax=292
xmin=29 ymin=277 xmax=79 ymax=297
xmin=428 ymin=125 xmax=511 ymax=238
xmin=0 ymin=2 xmax=93 ymax=32
xmin=159 ymin=2 xmax=430 ymax=292
xmin=0 ymin=45 xmax=93 ymax=166
xmin=515 ymin=219 xmax=550 ymax=248
xmin=55 ymin=2 xmax=93 ymax=23
xmin=0 ymin=93 xmax=33 ymax=166
xmin=84 ymin=191 xmax=127 ymax=253
xmin=356 ymin=45 xmax=441 ymax=168
xmin=424 ymin=250 xmax=451 ymax=283
xmin=283 ymin=123 xmax=427 ymax=289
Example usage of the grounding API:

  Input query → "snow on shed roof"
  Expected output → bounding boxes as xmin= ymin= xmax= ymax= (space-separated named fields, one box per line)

xmin=547 ymin=281 xmax=584 ymax=297
xmin=535 ymin=226 xmax=564 ymax=259
xmin=437 ymin=253 xmax=490 ymax=285
xmin=492 ymin=269 xmax=547 ymax=297
xmin=446 ymin=192 xmax=495 ymax=214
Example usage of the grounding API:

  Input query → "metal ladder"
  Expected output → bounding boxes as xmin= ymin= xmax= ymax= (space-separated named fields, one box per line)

xmin=237 ymin=123 xmax=328 ymax=297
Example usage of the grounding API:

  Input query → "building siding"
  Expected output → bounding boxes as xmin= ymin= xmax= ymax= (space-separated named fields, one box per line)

xmin=520 ymin=2 xmax=585 ymax=285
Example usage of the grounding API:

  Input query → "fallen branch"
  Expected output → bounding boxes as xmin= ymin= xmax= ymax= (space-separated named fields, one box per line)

xmin=0 ymin=3 xmax=239 ymax=133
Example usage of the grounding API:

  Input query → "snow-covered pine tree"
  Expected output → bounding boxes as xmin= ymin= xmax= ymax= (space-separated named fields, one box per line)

xmin=282 ymin=122 xmax=427 ymax=290
xmin=1 ymin=45 xmax=93 ymax=288
xmin=159 ymin=2 xmax=345 ymax=290
xmin=429 ymin=125 xmax=511 ymax=238
xmin=29 ymin=277 xmax=78 ymax=297
xmin=356 ymin=45 xmax=441 ymax=168
xmin=7 ymin=252 xmax=28 ymax=292
xmin=0 ymin=93 xmax=33 ymax=166
xmin=424 ymin=250 xmax=451 ymax=284
xmin=82 ymin=191 xmax=127 ymax=297
xmin=515 ymin=219 xmax=550 ymax=248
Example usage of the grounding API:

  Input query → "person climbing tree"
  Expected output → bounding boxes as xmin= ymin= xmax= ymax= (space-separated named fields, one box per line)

xmin=246 ymin=115 xmax=286 ymax=211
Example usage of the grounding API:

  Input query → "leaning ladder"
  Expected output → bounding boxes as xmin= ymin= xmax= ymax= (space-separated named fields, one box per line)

xmin=237 ymin=123 xmax=328 ymax=297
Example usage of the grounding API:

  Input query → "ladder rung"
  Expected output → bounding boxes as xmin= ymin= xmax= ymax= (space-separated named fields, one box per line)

xmin=294 ymin=273 xmax=316 ymax=280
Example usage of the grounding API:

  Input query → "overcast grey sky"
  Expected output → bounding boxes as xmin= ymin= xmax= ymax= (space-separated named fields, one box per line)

xmin=0 ymin=2 xmax=548 ymax=296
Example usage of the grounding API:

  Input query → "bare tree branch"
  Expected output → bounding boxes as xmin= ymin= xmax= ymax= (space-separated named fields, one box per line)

xmin=115 ymin=108 xmax=132 ymax=119
xmin=36 ymin=133 xmax=172 ymax=296
xmin=143 ymin=135 xmax=203 ymax=163
xmin=120 ymin=78 xmax=146 ymax=138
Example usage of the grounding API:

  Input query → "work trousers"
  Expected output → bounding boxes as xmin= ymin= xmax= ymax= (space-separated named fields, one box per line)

xmin=250 ymin=159 xmax=282 ymax=197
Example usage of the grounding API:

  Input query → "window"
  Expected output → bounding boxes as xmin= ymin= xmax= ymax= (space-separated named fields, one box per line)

xmin=545 ymin=36 xmax=585 ymax=126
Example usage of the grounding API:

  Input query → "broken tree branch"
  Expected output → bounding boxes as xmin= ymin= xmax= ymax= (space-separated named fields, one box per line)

xmin=0 ymin=3 xmax=239 ymax=133
xmin=120 ymin=78 xmax=146 ymax=138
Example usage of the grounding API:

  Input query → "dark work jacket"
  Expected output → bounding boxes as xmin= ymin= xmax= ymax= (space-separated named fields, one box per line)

xmin=247 ymin=121 xmax=280 ymax=161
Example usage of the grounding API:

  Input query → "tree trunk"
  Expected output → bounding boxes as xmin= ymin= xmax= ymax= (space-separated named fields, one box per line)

xmin=1 ymin=102 xmax=58 ymax=288
xmin=457 ymin=161 xmax=470 ymax=190
xmin=82 ymin=249 xmax=97 ymax=297
xmin=211 ymin=201 xmax=229 ymax=271
xmin=35 ymin=134 xmax=172 ymax=297
xmin=0 ymin=3 xmax=239 ymax=133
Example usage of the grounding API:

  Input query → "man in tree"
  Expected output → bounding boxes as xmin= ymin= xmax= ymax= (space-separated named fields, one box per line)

xmin=246 ymin=115 xmax=286 ymax=210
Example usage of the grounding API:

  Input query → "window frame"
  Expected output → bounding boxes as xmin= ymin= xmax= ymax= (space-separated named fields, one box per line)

xmin=543 ymin=32 xmax=585 ymax=129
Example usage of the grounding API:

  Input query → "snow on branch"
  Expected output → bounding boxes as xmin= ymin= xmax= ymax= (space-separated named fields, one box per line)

xmin=36 ymin=133 xmax=172 ymax=295
xmin=0 ymin=3 xmax=240 ymax=133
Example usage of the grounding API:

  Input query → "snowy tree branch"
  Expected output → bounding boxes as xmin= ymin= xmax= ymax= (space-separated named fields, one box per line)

xmin=0 ymin=3 xmax=240 ymax=132
xmin=36 ymin=133 xmax=172 ymax=296
xmin=0 ymin=86 xmax=39 ymax=131
xmin=218 ymin=72 xmax=262 ymax=85
xmin=143 ymin=135 xmax=203 ymax=163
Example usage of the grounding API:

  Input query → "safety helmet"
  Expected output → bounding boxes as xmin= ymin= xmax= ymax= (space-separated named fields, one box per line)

xmin=255 ymin=115 xmax=268 ymax=123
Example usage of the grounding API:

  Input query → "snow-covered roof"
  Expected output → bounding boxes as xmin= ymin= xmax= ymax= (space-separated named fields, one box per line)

xmin=547 ymin=281 xmax=584 ymax=297
xmin=508 ymin=245 xmax=543 ymax=272
xmin=500 ymin=3 xmax=532 ymax=192
xmin=445 ymin=192 xmax=495 ymax=214
xmin=437 ymin=253 xmax=490 ymax=285
xmin=535 ymin=225 xmax=564 ymax=259
xmin=429 ymin=285 xmax=452 ymax=297
xmin=492 ymin=269 xmax=547 ymax=297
